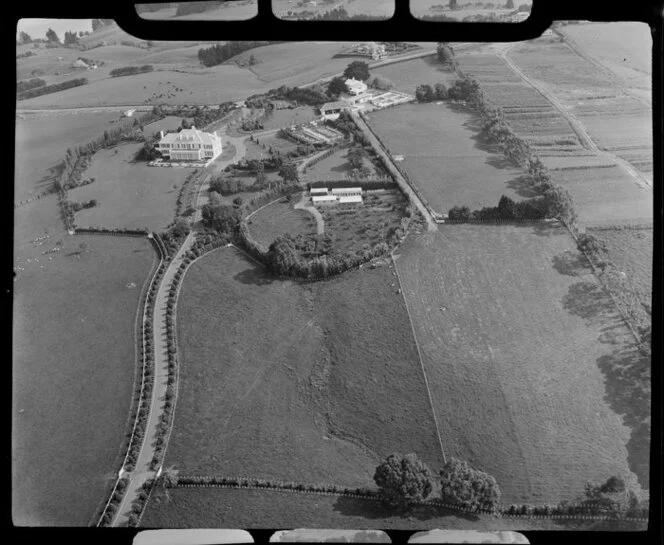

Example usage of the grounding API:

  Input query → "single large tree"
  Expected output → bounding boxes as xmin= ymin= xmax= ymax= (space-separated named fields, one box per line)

xmin=343 ymin=60 xmax=370 ymax=82
xmin=439 ymin=458 xmax=501 ymax=512
xmin=437 ymin=43 xmax=455 ymax=64
xmin=19 ymin=31 xmax=32 ymax=44
xmin=506 ymin=0 xmax=515 ymax=9
xmin=374 ymin=453 xmax=435 ymax=508
xmin=347 ymin=147 xmax=368 ymax=170
xmin=415 ymin=84 xmax=435 ymax=102
xmin=278 ymin=161 xmax=299 ymax=183
xmin=449 ymin=0 xmax=458 ymax=10
xmin=45 ymin=28 xmax=60 ymax=43
xmin=327 ymin=76 xmax=350 ymax=98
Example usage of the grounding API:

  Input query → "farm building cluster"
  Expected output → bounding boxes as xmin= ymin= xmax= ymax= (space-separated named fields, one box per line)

xmin=310 ymin=186 xmax=363 ymax=205
xmin=319 ymin=88 xmax=414 ymax=120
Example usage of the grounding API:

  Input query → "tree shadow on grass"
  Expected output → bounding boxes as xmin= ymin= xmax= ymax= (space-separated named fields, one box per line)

xmin=596 ymin=348 xmax=651 ymax=489
xmin=551 ymin=250 xmax=590 ymax=277
xmin=233 ymin=266 xmax=276 ymax=286
xmin=505 ymin=174 xmax=541 ymax=199
xmin=332 ymin=496 xmax=479 ymax=523
xmin=562 ymin=281 xmax=615 ymax=321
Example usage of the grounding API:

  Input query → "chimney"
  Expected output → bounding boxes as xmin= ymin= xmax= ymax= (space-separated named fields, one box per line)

xmin=160 ymin=130 xmax=164 ymax=139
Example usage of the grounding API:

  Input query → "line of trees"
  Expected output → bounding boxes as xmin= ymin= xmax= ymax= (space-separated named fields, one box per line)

xmin=17 ymin=78 xmax=46 ymax=93
xmin=110 ymin=65 xmax=154 ymax=77
xmin=17 ymin=77 xmax=88 ymax=101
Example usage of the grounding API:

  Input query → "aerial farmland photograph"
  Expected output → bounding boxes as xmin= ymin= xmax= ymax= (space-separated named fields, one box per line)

xmin=13 ymin=10 xmax=652 ymax=532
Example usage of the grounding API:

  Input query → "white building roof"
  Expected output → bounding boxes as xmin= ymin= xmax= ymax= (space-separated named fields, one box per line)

xmin=345 ymin=78 xmax=368 ymax=91
xmin=339 ymin=195 xmax=363 ymax=204
xmin=331 ymin=187 xmax=362 ymax=194
xmin=320 ymin=101 xmax=348 ymax=112
xmin=159 ymin=127 xmax=219 ymax=146
xmin=312 ymin=195 xmax=337 ymax=202
xmin=310 ymin=187 xmax=329 ymax=194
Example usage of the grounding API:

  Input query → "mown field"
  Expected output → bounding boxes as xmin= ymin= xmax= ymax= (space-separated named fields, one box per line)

xmin=549 ymin=166 xmax=652 ymax=227
xmin=259 ymin=106 xmax=318 ymax=131
xmin=15 ymin=111 xmax=130 ymax=201
xmin=587 ymin=226 xmax=653 ymax=309
xmin=393 ymin=224 xmax=648 ymax=504
xmin=13 ymin=222 xmax=156 ymax=525
xmin=69 ymin=142 xmax=193 ymax=231
xmin=366 ymin=102 xmax=524 ymax=214
xmin=164 ymin=246 xmax=443 ymax=488
xmin=247 ymin=195 xmax=318 ymax=248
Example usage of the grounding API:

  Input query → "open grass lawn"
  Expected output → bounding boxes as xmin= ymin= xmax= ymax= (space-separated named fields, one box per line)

xmin=15 ymin=112 xmax=131 ymax=201
xmin=305 ymin=148 xmax=356 ymax=180
xmin=165 ymin=248 xmax=377 ymax=484
xmin=587 ymin=226 xmax=653 ymax=310
xmin=549 ymin=166 xmax=652 ymax=227
xmin=247 ymin=195 xmax=317 ymax=248
xmin=141 ymin=115 xmax=190 ymax=137
xmin=13 ymin=216 xmax=157 ymax=525
xmin=393 ymin=224 xmax=649 ymax=504
xmin=366 ymin=103 xmax=524 ymax=214
xmin=320 ymin=191 xmax=409 ymax=254
xmin=69 ymin=142 xmax=192 ymax=231
xmin=371 ymin=56 xmax=456 ymax=95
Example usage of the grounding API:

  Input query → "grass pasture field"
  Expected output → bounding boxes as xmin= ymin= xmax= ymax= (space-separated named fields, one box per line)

xmin=160 ymin=245 xmax=445 ymax=518
xmin=549 ymin=165 xmax=652 ymax=226
xmin=304 ymin=148 xmax=380 ymax=181
xmin=69 ymin=142 xmax=193 ymax=231
xmin=393 ymin=224 xmax=649 ymax=503
xmin=164 ymin=248 xmax=377 ymax=484
xmin=15 ymin=111 xmax=131 ymax=201
xmin=247 ymin=194 xmax=318 ymax=248
xmin=260 ymin=106 xmax=319 ymax=131
xmin=137 ymin=1 xmax=257 ymax=20
xmin=13 ymin=229 xmax=157 ymax=525
xmin=366 ymin=102 xmax=525 ymax=214
xmin=586 ymin=226 xmax=653 ymax=310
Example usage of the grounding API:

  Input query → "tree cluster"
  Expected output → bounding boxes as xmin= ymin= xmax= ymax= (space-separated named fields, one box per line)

xmin=17 ymin=77 xmax=88 ymax=101
xmin=327 ymin=76 xmax=350 ymax=98
xmin=197 ymin=41 xmax=284 ymax=68
xmin=373 ymin=454 xmax=502 ymax=512
xmin=17 ymin=78 xmax=46 ymax=93
xmin=415 ymin=83 xmax=449 ymax=102
xmin=109 ymin=65 xmax=154 ymax=77
xmin=64 ymin=30 xmax=80 ymax=46
xmin=343 ymin=60 xmax=371 ymax=82
xmin=366 ymin=74 xmax=394 ymax=91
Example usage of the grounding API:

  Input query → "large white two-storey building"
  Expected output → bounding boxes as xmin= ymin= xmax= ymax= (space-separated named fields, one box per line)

xmin=157 ymin=127 xmax=222 ymax=162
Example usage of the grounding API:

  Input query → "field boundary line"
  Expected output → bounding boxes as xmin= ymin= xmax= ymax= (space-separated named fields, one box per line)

xmin=167 ymin=475 xmax=648 ymax=523
xmin=390 ymin=250 xmax=447 ymax=465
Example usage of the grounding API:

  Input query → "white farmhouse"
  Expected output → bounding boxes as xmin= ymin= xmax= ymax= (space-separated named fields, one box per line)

xmin=345 ymin=77 xmax=368 ymax=96
xmin=157 ymin=127 xmax=222 ymax=162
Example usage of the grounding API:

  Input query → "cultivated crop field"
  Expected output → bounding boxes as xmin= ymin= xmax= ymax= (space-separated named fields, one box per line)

xmin=69 ymin=143 xmax=193 ymax=231
xmin=393 ymin=224 xmax=648 ymax=504
xmin=366 ymin=102 xmax=524 ymax=213
xmin=549 ymin=166 xmax=652 ymax=226
xmin=587 ymin=226 xmax=653 ymax=310
xmin=247 ymin=195 xmax=318 ymax=248
xmin=13 ymin=228 xmax=156 ymax=525
xmin=372 ymin=56 xmax=455 ymax=95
